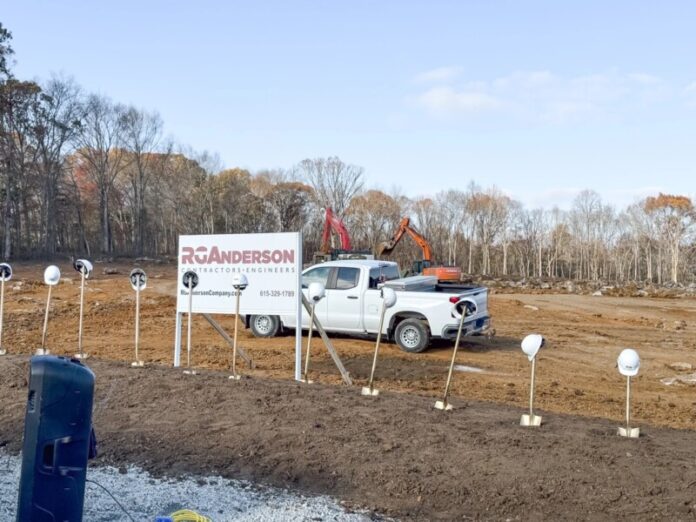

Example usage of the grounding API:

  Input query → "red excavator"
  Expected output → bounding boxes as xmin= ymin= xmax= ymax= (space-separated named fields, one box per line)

xmin=312 ymin=207 xmax=373 ymax=264
xmin=377 ymin=217 xmax=462 ymax=282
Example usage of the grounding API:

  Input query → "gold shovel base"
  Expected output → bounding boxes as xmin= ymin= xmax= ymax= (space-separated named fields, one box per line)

xmin=617 ymin=426 xmax=640 ymax=438
xmin=361 ymin=386 xmax=379 ymax=396
xmin=520 ymin=414 xmax=542 ymax=427
xmin=434 ymin=400 xmax=453 ymax=411
xmin=131 ymin=360 xmax=145 ymax=368
xmin=35 ymin=348 xmax=50 ymax=356
xmin=228 ymin=374 xmax=241 ymax=381
xmin=183 ymin=369 xmax=197 ymax=376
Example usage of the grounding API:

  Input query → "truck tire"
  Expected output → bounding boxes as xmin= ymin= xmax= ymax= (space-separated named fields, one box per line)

xmin=395 ymin=318 xmax=430 ymax=353
xmin=249 ymin=314 xmax=280 ymax=338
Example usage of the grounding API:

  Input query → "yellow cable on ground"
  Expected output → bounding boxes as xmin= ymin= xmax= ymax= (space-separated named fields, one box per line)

xmin=169 ymin=509 xmax=212 ymax=522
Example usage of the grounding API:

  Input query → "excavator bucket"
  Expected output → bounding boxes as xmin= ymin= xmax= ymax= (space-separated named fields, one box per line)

xmin=376 ymin=241 xmax=395 ymax=257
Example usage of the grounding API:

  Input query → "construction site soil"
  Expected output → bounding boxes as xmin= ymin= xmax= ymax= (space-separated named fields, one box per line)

xmin=1 ymin=260 xmax=695 ymax=520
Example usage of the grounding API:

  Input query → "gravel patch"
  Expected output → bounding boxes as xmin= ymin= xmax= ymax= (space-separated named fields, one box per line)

xmin=0 ymin=452 xmax=375 ymax=521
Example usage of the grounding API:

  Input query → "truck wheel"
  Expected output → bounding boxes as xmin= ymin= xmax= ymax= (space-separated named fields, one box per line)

xmin=250 ymin=315 xmax=280 ymax=338
xmin=395 ymin=318 xmax=430 ymax=353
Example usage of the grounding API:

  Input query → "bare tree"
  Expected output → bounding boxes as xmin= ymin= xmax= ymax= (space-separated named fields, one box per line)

xmin=34 ymin=76 xmax=83 ymax=255
xmin=121 ymin=106 xmax=165 ymax=255
xmin=0 ymin=78 xmax=42 ymax=258
xmin=294 ymin=156 xmax=364 ymax=217
xmin=74 ymin=94 xmax=127 ymax=254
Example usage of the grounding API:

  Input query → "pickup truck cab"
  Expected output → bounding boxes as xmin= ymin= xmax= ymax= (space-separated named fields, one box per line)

xmin=246 ymin=260 xmax=490 ymax=352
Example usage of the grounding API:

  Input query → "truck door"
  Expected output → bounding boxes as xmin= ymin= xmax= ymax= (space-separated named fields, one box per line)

xmin=324 ymin=266 xmax=362 ymax=331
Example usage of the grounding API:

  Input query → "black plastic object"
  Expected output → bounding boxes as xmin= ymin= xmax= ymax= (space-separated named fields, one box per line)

xmin=16 ymin=355 xmax=95 ymax=522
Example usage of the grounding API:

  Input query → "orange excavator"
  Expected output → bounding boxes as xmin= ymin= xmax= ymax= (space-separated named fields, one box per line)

xmin=312 ymin=207 xmax=373 ymax=264
xmin=377 ymin=217 xmax=462 ymax=282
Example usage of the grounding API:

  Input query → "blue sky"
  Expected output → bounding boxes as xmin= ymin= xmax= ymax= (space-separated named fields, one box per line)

xmin=3 ymin=1 xmax=695 ymax=208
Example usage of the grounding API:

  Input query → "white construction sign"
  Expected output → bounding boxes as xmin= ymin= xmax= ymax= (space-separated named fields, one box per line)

xmin=173 ymin=232 xmax=303 ymax=378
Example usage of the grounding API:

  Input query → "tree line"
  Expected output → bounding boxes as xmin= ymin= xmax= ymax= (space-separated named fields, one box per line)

xmin=1 ymin=23 xmax=694 ymax=283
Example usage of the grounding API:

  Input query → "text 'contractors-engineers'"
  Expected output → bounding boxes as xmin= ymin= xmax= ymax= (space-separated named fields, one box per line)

xmin=179 ymin=266 xmax=296 ymax=274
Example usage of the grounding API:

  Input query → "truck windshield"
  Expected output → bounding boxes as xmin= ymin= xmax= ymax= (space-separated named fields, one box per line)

xmin=368 ymin=265 xmax=401 ymax=288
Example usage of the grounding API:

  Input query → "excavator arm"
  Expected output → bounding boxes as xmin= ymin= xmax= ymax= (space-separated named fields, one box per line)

xmin=377 ymin=217 xmax=433 ymax=261
xmin=321 ymin=207 xmax=352 ymax=253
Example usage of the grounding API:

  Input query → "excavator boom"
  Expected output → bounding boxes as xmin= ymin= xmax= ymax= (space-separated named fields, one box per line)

xmin=377 ymin=216 xmax=461 ymax=281
xmin=321 ymin=207 xmax=351 ymax=253
xmin=377 ymin=217 xmax=432 ymax=260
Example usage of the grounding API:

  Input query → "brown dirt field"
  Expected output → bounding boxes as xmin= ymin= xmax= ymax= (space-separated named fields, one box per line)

xmin=2 ymin=260 xmax=695 ymax=430
xmin=1 ymin=260 xmax=696 ymax=519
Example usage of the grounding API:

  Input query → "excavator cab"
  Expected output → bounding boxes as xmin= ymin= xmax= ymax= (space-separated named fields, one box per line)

xmin=410 ymin=259 xmax=430 ymax=275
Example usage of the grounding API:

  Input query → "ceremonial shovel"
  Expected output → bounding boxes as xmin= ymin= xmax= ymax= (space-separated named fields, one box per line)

xmin=37 ymin=265 xmax=61 ymax=356
xmin=361 ymin=287 xmax=397 ymax=397
xmin=617 ymin=348 xmax=641 ymax=438
xmin=182 ymin=270 xmax=199 ymax=375
xmin=229 ymin=273 xmax=248 ymax=380
xmin=520 ymin=334 xmax=545 ymax=427
xmin=73 ymin=259 xmax=93 ymax=360
xmin=435 ymin=298 xmax=478 ymax=411
xmin=301 ymin=281 xmax=325 ymax=384
xmin=0 ymin=263 xmax=11 ymax=356
xmin=129 ymin=268 xmax=147 ymax=367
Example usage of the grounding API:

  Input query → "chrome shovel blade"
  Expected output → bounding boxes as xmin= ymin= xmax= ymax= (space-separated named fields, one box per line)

xmin=300 ymin=378 xmax=314 ymax=384
xmin=361 ymin=386 xmax=379 ymax=396
xmin=434 ymin=400 xmax=453 ymax=411
xmin=228 ymin=374 xmax=241 ymax=381
xmin=520 ymin=414 xmax=542 ymax=427
xmin=617 ymin=426 xmax=640 ymax=438
xmin=130 ymin=360 xmax=144 ymax=368
xmin=74 ymin=353 xmax=89 ymax=360
xmin=183 ymin=369 xmax=197 ymax=376
xmin=35 ymin=348 xmax=50 ymax=356
xmin=0 ymin=349 xmax=6 ymax=356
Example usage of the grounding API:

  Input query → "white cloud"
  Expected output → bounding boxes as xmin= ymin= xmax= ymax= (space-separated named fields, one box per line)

xmin=628 ymin=72 xmax=662 ymax=85
xmin=414 ymin=66 xmax=463 ymax=84
xmin=412 ymin=69 xmax=670 ymax=122
xmin=417 ymin=86 xmax=500 ymax=113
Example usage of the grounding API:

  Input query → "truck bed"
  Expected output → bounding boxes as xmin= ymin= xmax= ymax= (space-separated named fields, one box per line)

xmin=382 ymin=275 xmax=484 ymax=294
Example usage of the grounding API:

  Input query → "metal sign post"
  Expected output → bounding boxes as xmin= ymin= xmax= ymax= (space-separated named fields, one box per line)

xmin=73 ymin=259 xmax=93 ymax=360
xmin=0 ymin=263 xmax=11 ymax=356
xmin=229 ymin=274 xmax=248 ymax=380
xmin=362 ymin=287 xmax=397 ymax=397
xmin=435 ymin=298 xmax=477 ymax=411
xmin=37 ymin=265 xmax=61 ymax=356
xmin=182 ymin=270 xmax=199 ymax=375
xmin=130 ymin=269 xmax=147 ymax=367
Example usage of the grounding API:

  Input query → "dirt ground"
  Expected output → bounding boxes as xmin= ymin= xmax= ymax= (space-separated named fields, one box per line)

xmin=2 ymin=260 xmax=695 ymax=430
xmin=1 ymin=356 xmax=696 ymax=520
xmin=1 ymin=260 xmax=696 ymax=519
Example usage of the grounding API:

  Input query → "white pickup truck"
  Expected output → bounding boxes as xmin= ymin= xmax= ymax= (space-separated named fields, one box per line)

xmin=245 ymin=260 xmax=490 ymax=353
